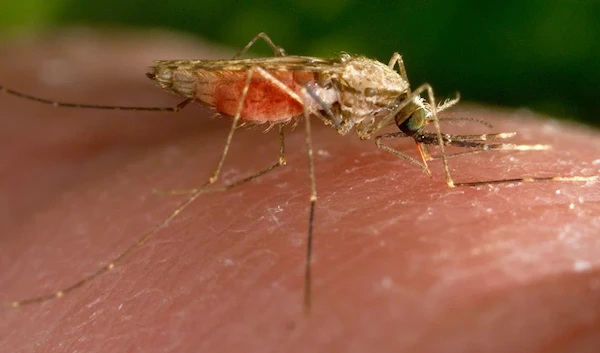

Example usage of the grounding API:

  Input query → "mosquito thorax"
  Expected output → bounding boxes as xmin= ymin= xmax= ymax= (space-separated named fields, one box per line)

xmin=334 ymin=54 xmax=410 ymax=125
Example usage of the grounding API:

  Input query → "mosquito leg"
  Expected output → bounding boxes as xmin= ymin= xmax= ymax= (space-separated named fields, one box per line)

xmin=374 ymin=133 xmax=429 ymax=174
xmin=232 ymin=32 xmax=286 ymax=59
xmin=213 ymin=125 xmax=286 ymax=192
xmin=436 ymin=93 xmax=461 ymax=113
xmin=3 ymin=68 xmax=259 ymax=308
xmin=154 ymin=125 xmax=287 ymax=198
xmin=5 ymin=132 xmax=286 ymax=308
xmin=202 ymin=70 xmax=257 ymax=189
xmin=455 ymin=175 xmax=599 ymax=187
xmin=4 ymin=190 xmax=205 ymax=307
xmin=297 ymin=85 xmax=317 ymax=314
xmin=387 ymin=52 xmax=409 ymax=85
xmin=410 ymin=83 xmax=453 ymax=186
xmin=0 ymin=84 xmax=193 ymax=112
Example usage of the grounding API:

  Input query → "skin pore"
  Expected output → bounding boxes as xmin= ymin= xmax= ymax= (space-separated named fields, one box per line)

xmin=1 ymin=29 xmax=599 ymax=353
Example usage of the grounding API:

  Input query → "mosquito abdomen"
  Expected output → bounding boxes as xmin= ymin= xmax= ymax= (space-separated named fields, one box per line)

xmin=149 ymin=63 xmax=328 ymax=124
xmin=147 ymin=63 xmax=197 ymax=100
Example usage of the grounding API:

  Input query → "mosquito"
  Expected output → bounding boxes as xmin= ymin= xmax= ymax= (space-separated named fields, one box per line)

xmin=1 ymin=32 xmax=596 ymax=313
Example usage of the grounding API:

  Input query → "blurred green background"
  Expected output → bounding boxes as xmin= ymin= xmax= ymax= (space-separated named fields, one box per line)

xmin=1 ymin=0 xmax=599 ymax=126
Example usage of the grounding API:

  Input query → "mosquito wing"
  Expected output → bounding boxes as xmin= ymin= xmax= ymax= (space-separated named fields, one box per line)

xmin=150 ymin=56 xmax=345 ymax=73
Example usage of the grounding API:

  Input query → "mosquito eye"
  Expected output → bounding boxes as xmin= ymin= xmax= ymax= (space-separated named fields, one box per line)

xmin=398 ymin=109 xmax=427 ymax=135
xmin=364 ymin=87 xmax=377 ymax=97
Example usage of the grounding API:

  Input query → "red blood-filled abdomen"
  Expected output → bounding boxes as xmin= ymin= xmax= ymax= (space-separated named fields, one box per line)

xmin=195 ymin=70 xmax=316 ymax=123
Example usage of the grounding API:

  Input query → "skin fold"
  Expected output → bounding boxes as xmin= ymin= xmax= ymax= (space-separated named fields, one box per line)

xmin=1 ymin=29 xmax=599 ymax=353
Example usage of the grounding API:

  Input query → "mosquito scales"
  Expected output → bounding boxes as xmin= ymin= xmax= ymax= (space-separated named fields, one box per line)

xmin=1 ymin=32 xmax=596 ymax=313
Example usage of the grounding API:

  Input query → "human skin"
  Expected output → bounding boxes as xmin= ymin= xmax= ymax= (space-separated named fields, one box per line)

xmin=0 ymin=29 xmax=599 ymax=353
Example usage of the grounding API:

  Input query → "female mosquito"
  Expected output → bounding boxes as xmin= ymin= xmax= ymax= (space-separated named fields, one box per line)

xmin=1 ymin=32 xmax=595 ymax=313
